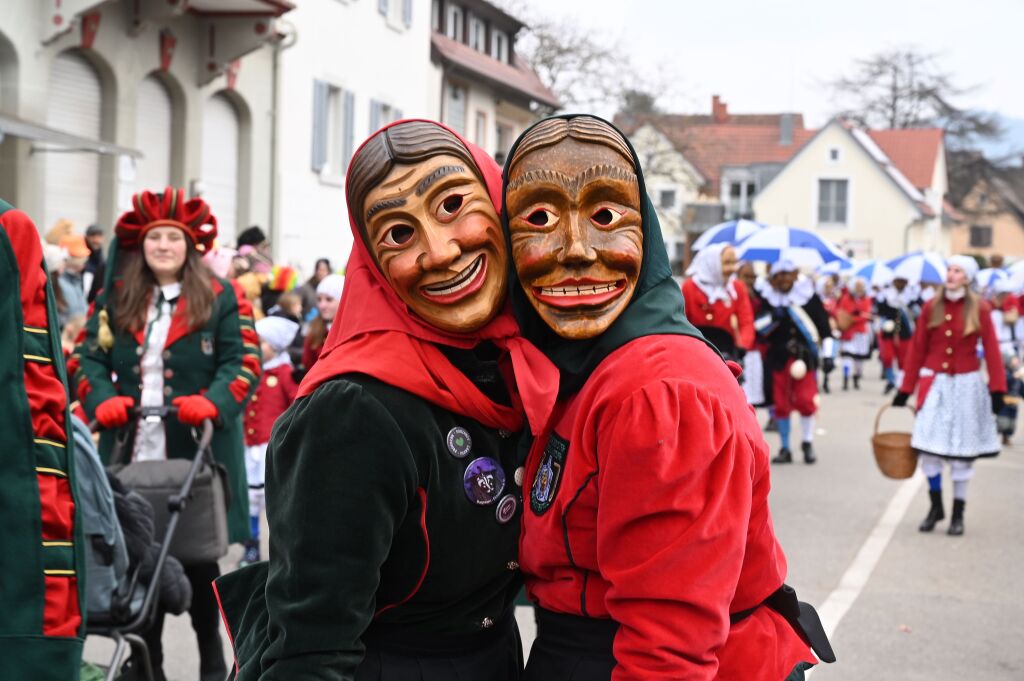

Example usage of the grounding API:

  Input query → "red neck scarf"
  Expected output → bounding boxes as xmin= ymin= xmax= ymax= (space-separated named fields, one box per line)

xmin=297 ymin=120 xmax=557 ymax=435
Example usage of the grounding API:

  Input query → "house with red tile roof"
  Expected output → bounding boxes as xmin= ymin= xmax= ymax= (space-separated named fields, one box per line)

xmin=617 ymin=96 xmax=813 ymax=269
xmin=752 ymin=118 xmax=949 ymax=259
xmin=430 ymin=0 xmax=559 ymax=164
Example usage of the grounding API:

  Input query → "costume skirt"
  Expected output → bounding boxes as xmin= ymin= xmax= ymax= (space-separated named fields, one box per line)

xmin=912 ymin=371 xmax=1000 ymax=460
xmin=840 ymin=330 xmax=872 ymax=359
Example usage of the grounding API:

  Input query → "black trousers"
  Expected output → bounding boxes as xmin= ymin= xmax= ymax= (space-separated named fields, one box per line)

xmin=143 ymin=561 xmax=227 ymax=680
xmin=523 ymin=608 xmax=617 ymax=681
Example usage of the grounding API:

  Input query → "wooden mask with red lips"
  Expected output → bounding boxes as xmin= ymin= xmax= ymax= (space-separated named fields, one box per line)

xmin=505 ymin=117 xmax=643 ymax=340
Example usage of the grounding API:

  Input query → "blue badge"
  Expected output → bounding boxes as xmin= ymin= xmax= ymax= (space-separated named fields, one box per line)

xmin=463 ymin=457 xmax=506 ymax=506
xmin=530 ymin=433 xmax=569 ymax=515
xmin=447 ymin=427 xmax=472 ymax=459
xmin=495 ymin=494 xmax=518 ymax=524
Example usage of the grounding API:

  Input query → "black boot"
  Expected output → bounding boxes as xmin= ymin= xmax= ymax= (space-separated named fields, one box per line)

xmin=823 ymin=374 xmax=831 ymax=394
xmin=765 ymin=417 xmax=778 ymax=432
xmin=772 ymin=447 xmax=793 ymax=464
xmin=883 ymin=381 xmax=896 ymax=395
xmin=918 ymin=490 xmax=945 ymax=532
xmin=948 ymin=499 xmax=965 ymax=536
xmin=842 ymin=374 xmax=849 ymax=391
xmin=801 ymin=441 xmax=817 ymax=464
xmin=853 ymin=374 xmax=861 ymax=390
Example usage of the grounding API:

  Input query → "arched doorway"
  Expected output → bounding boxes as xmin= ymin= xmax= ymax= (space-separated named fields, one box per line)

xmin=201 ymin=93 xmax=240 ymax=244
xmin=44 ymin=51 xmax=102 ymax=232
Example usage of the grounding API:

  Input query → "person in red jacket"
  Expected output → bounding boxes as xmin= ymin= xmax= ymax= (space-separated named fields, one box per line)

xmin=504 ymin=115 xmax=832 ymax=681
xmin=301 ymin=273 xmax=343 ymax=371
xmin=893 ymin=255 xmax=1006 ymax=536
xmin=682 ymin=243 xmax=754 ymax=361
xmin=836 ymin=277 xmax=873 ymax=390
xmin=241 ymin=313 xmax=300 ymax=566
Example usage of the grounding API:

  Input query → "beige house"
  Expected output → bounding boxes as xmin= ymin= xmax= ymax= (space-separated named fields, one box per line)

xmin=947 ymin=156 xmax=1024 ymax=259
xmin=752 ymin=118 xmax=948 ymax=260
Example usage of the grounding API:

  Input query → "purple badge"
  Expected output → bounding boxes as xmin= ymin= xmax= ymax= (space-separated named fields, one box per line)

xmin=463 ymin=457 xmax=506 ymax=505
xmin=495 ymin=494 xmax=518 ymax=524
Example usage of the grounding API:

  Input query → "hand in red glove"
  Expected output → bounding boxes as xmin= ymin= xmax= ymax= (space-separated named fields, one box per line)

xmin=172 ymin=395 xmax=220 ymax=426
xmin=95 ymin=396 xmax=135 ymax=429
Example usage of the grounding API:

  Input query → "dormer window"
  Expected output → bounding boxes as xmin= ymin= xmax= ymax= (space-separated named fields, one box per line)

xmin=446 ymin=4 xmax=463 ymax=41
xmin=490 ymin=30 xmax=509 ymax=63
xmin=468 ymin=14 xmax=486 ymax=51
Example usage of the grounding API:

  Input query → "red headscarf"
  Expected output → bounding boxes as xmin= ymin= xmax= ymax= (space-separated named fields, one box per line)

xmin=297 ymin=120 xmax=557 ymax=435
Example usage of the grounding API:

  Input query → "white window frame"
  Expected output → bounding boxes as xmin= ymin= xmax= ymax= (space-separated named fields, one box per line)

xmin=474 ymin=110 xmax=487 ymax=148
xmin=311 ymin=79 xmax=355 ymax=185
xmin=816 ymin=177 xmax=850 ymax=228
xmin=445 ymin=83 xmax=468 ymax=135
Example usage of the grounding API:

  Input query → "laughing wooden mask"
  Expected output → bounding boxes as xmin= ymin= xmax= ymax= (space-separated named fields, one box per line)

xmin=348 ymin=122 xmax=508 ymax=334
xmin=506 ymin=117 xmax=643 ymax=340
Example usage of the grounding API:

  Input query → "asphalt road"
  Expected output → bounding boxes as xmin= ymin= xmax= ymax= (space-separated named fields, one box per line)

xmin=83 ymin=375 xmax=1024 ymax=680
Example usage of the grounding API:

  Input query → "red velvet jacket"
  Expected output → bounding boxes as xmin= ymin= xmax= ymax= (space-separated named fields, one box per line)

xmin=520 ymin=334 xmax=814 ymax=681
xmin=836 ymin=292 xmax=872 ymax=339
xmin=681 ymin=278 xmax=755 ymax=350
xmin=243 ymin=364 xmax=298 ymax=446
xmin=899 ymin=296 xmax=1006 ymax=400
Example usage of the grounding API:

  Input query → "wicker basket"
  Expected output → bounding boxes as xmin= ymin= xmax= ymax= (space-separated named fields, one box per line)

xmin=871 ymin=404 xmax=918 ymax=479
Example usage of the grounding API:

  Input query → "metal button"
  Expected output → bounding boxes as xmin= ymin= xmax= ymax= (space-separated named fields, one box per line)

xmin=248 ymin=410 xmax=256 ymax=417
xmin=252 ymin=395 xmax=259 ymax=402
xmin=136 ymin=347 xmax=144 ymax=356
xmin=498 ymin=428 xmax=512 ymax=439
xmin=162 ymin=350 xmax=172 ymax=360
xmin=945 ymin=314 xmax=952 ymax=321
xmin=705 ymin=313 xmax=714 ymax=321
xmin=942 ymin=362 xmax=949 ymax=369
xmin=945 ymin=330 xmax=952 ymax=337
xmin=131 ymin=366 xmax=140 ymax=375
xmin=163 ymin=387 xmax=172 ymax=396
xmin=164 ymin=369 xmax=174 ymax=379
xmin=506 ymin=560 xmax=519 ymax=570
xmin=946 ymin=347 xmax=953 ymax=355
xmin=480 ymin=617 xmax=494 ymax=629
xmin=247 ymin=428 xmax=255 ymax=435
xmin=514 ymin=466 xmax=525 ymax=487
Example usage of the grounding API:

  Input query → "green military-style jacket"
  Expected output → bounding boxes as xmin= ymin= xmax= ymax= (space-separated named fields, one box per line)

xmin=72 ymin=263 xmax=261 ymax=543
xmin=215 ymin=361 xmax=529 ymax=681
xmin=0 ymin=201 xmax=86 ymax=680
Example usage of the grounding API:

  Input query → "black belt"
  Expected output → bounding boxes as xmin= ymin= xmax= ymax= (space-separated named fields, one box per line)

xmin=362 ymin=608 xmax=516 ymax=658
xmin=730 ymin=584 xmax=836 ymax=664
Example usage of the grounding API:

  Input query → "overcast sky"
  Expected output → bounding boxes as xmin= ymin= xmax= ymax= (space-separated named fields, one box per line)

xmin=523 ymin=0 xmax=1024 ymax=129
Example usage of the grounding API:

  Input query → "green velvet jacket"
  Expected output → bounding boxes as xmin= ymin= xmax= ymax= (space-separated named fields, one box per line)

xmin=72 ymin=274 xmax=260 ymax=542
xmin=0 ymin=201 xmax=85 ymax=680
xmin=215 ymin=366 xmax=528 ymax=681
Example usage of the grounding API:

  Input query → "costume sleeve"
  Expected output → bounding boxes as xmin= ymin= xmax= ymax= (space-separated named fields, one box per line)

xmin=899 ymin=300 xmax=932 ymax=395
xmin=73 ymin=290 xmax=120 ymax=416
xmin=732 ymin=281 xmax=755 ymax=350
xmin=595 ymin=380 xmax=752 ymax=681
xmin=980 ymin=302 xmax=1007 ymax=393
xmin=204 ymin=282 xmax=261 ymax=421
xmin=262 ymin=379 xmax=419 ymax=681
xmin=806 ymin=295 xmax=833 ymax=339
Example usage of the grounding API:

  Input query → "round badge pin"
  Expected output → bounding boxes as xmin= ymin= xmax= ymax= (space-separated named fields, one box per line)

xmin=463 ymin=457 xmax=506 ymax=505
xmin=514 ymin=466 xmax=525 ymax=487
xmin=495 ymin=494 xmax=518 ymax=524
xmin=446 ymin=427 xmax=472 ymax=459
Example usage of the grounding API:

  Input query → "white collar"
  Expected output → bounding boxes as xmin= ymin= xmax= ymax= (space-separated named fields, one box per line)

xmin=263 ymin=352 xmax=292 ymax=371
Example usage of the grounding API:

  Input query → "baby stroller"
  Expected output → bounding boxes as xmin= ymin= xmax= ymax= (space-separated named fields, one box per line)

xmin=83 ymin=405 xmax=218 ymax=681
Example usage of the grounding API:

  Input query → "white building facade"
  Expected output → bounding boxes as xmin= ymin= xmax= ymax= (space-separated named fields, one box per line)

xmin=0 ymin=0 xmax=290 ymax=245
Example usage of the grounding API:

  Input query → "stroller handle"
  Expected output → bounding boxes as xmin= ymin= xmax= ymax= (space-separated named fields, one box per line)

xmin=89 ymin=405 xmax=215 ymax=447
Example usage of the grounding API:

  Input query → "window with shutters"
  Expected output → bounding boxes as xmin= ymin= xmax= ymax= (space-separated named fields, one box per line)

xmin=311 ymin=80 xmax=355 ymax=183
xmin=490 ymin=30 xmax=509 ymax=63
xmin=495 ymin=121 xmax=514 ymax=164
xmin=379 ymin=0 xmax=413 ymax=30
xmin=969 ymin=224 xmax=993 ymax=248
xmin=446 ymin=5 xmax=463 ymax=40
xmin=468 ymin=14 xmax=486 ymax=51
xmin=817 ymin=179 xmax=848 ymax=226
xmin=474 ymin=111 xmax=487 ymax=148
xmin=445 ymin=84 xmax=467 ymax=135
xmin=369 ymin=99 xmax=403 ymax=135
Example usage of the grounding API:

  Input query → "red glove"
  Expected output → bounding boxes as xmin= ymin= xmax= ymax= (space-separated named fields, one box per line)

xmin=95 ymin=396 xmax=135 ymax=429
xmin=172 ymin=395 xmax=220 ymax=426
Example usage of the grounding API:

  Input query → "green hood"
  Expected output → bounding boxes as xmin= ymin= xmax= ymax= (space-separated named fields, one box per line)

xmin=501 ymin=114 xmax=717 ymax=397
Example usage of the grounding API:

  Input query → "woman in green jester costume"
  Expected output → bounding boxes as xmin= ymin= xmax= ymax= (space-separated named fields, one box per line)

xmin=212 ymin=120 xmax=558 ymax=681
xmin=0 ymin=200 xmax=85 ymax=680
xmin=73 ymin=188 xmax=261 ymax=681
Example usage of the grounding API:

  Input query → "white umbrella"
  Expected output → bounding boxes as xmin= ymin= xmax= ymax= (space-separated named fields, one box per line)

xmin=850 ymin=260 xmax=895 ymax=287
xmin=885 ymin=251 xmax=947 ymax=285
xmin=975 ymin=267 xmax=1008 ymax=292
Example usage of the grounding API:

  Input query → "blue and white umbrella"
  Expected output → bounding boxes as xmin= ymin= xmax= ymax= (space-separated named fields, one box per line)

xmin=851 ymin=260 xmax=895 ymax=287
xmin=734 ymin=226 xmax=850 ymax=270
xmin=692 ymin=219 xmax=767 ymax=251
xmin=975 ymin=267 xmax=1008 ymax=292
xmin=885 ymin=251 xmax=947 ymax=285
xmin=816 ymin=259 xmax=854 ymax=276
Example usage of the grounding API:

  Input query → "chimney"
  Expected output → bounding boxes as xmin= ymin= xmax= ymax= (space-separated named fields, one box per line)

xmin=712 ymin=95 xmax=729 ymax=123
xmin=779 ymin=113 xmax=794 ymax=145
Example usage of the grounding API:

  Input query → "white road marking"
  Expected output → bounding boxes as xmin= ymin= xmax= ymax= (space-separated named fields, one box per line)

xmin=806 ymin=474 xmax=924 ymax=677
